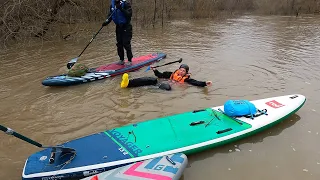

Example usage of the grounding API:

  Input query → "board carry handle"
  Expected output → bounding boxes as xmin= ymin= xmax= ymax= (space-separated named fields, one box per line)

xmin=192 ymin=109 xmax=206 ymax=113
xmin=166 ymin=156 xmax=176 ymax=165
xmin=190 ymin=121 xmax=205 ymax=126
xmin=216 ymin=128 xmax=233 ymax=134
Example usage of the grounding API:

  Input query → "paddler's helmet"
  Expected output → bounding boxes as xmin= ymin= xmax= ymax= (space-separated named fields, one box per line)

xmin=179 ymin=64 xmax=189 ymax=73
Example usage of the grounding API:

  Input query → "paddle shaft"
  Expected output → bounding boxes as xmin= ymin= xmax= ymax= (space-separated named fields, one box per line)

xmin=152 ymin=58 xmax=182 ymax=68
xmin=0 ymin=125 xmax=43 ymax=148
xmin=77 ymin=26 xmax=104 ymax=58
xmin=78 ymin=10 xmax=116 ymax=57
xmin=67 ymin=10 xmax=115 ymax=69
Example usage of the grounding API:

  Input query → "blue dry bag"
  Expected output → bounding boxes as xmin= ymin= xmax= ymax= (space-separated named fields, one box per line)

xmin=224 ymin=100 xmax=257 ymax=119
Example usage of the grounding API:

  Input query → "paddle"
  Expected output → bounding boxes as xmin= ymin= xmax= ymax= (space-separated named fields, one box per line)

xmin=0 ymin=125 xmax=43 ymax=147
xmin=144 ymin=58 xmax=183 ymax=72
xmin=0 ymin=124 xmax=75 ymax=164
xmin=67 ymin=10 xmax=115 ymax=69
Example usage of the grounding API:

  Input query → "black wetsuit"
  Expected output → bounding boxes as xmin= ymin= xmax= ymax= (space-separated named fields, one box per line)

xmin=127 ymin=70 xmax=207 ymax=88
xmin=105 ymin=1 xmax=133 ymax=62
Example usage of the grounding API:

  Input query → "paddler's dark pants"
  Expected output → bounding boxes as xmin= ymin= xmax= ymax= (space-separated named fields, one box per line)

xmin=116 ymin=24 xmax=133 ymax=62
xmin=128 ymin=77 xmax=171 ymax=91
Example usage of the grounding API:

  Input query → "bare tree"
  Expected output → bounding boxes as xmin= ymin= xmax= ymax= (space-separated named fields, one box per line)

xmin=1 ymin=0 xmax=319 ymax=47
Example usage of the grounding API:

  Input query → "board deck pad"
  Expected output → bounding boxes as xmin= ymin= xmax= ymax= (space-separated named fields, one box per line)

xmin=22 ymin=94 xmax=306 ymax=180
xmin=80 ymin=153 xmax=188 ymax=180
xmin=104 ymin=110 xmax=253 ymax=157
xmin=42 ymin=53 xmax=166 ymax=86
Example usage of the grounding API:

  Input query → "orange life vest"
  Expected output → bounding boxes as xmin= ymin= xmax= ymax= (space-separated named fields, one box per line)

xmin=170 ymin=70 xmax=190 ymax=83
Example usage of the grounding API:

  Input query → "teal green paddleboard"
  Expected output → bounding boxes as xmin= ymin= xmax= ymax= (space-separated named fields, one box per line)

xmin=22 ymin=94 xmax=306 ymax=180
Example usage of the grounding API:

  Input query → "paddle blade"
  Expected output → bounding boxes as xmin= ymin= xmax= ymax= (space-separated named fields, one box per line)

xmin=67 ymin=57 xmax=78 ymax=69
xmin=144 ymin=66 xmax=151 ymax=72
xmin=90 ymin=175 xmax=99 ymax=180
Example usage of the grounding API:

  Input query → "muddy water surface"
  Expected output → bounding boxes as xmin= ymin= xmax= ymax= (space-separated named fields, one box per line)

xmin=0 ymin=15 xmax=320 ymax=179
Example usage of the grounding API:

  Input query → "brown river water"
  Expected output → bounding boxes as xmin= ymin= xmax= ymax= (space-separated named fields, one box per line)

xmin=1 ymin=15 xmax=320 ymax=179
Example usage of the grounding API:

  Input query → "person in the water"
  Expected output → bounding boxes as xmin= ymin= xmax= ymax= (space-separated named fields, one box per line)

xmin=120 ymin=64 xmax=213 ymax=90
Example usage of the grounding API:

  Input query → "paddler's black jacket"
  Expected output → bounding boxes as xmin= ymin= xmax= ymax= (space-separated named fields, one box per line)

xmin=153 ymin=70 xmax=207 ymax=87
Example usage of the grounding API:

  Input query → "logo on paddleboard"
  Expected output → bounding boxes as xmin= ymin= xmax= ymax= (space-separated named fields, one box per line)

xmin=41 ymin=175 xmax=65 ymax=180
xmin=83 ymin=168 xmax=105 ymax=177
xmin=266 ymin=100 xmax=284 ymax=108
xmin=108 ymin=129 xmax=143 ymax=156
xmin=39 ymin=156 xmax=47 ymax=161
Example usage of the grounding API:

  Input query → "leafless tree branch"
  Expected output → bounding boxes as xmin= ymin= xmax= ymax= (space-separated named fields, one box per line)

xmin=0 ymin=0 xmax=319 ymax=47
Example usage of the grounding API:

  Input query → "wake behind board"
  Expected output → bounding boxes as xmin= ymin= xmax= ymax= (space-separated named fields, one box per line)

xmin=42 ymin=52 xmax=166 ymax=86
xmin=80 ymin=153 xmax=188 ymax=180
xmin=22 ymin=94 xmax=306 ymax=180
